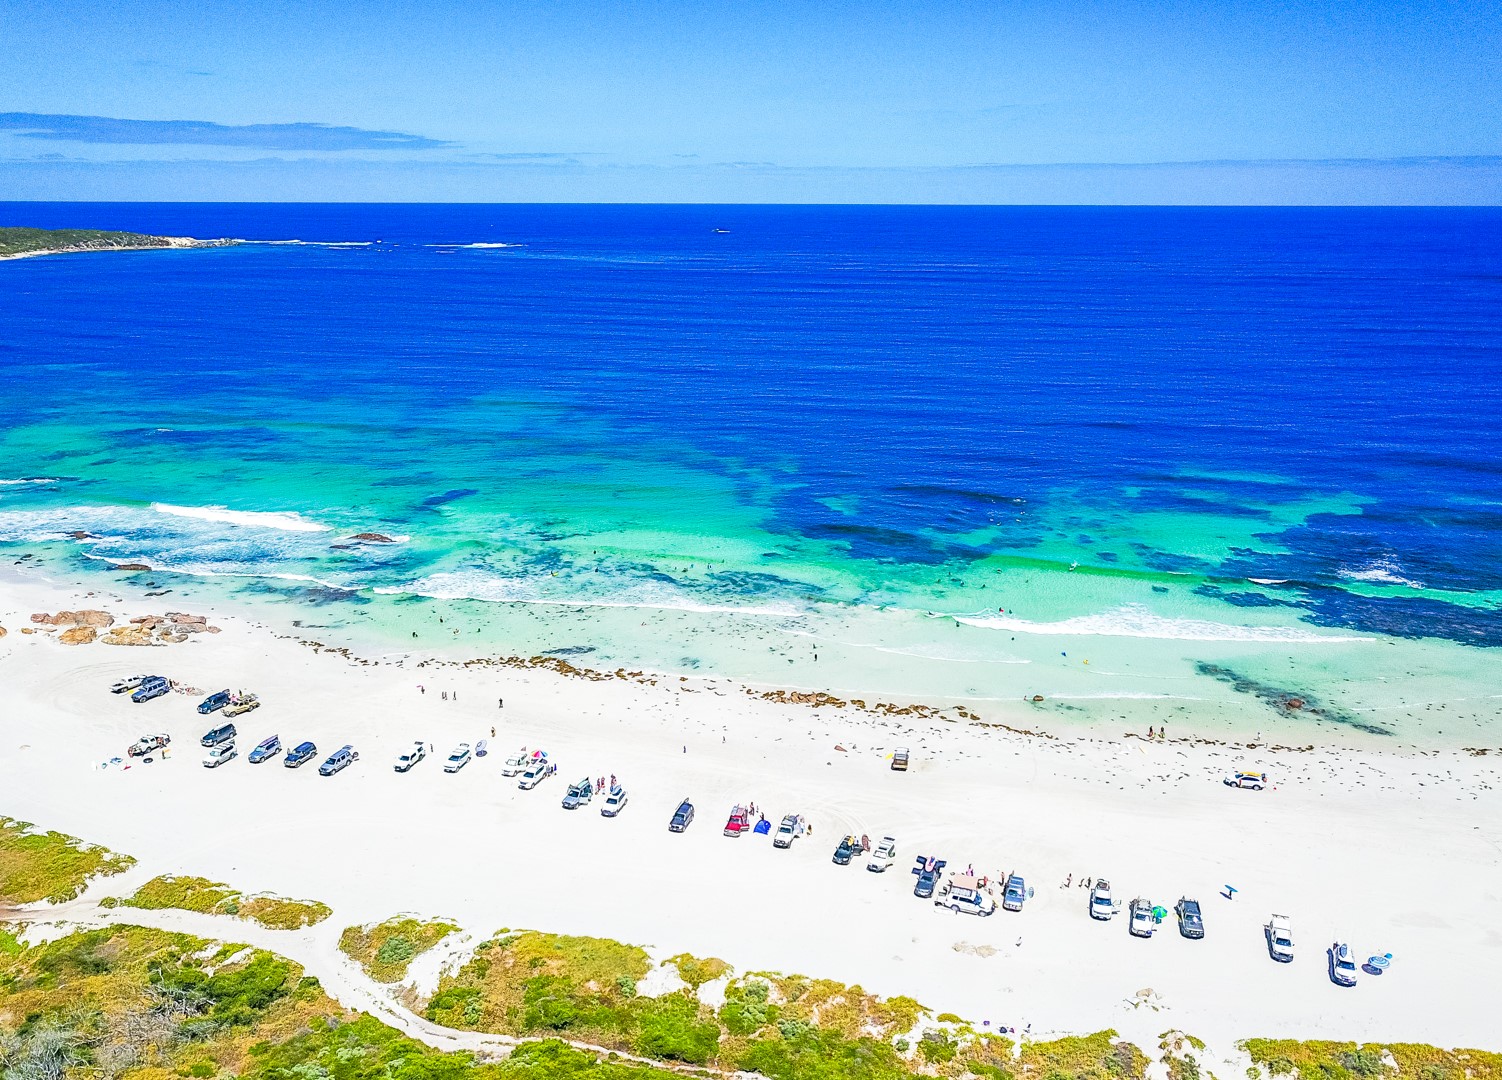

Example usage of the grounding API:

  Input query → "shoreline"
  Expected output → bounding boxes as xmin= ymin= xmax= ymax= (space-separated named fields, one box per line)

xmin=0 ymin=235 xmax=238 ymax=261
xmin=2 ymin=569 xmax=1500 ymax=1054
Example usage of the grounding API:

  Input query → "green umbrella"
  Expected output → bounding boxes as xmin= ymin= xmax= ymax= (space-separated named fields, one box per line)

xmin=1152 ymin=906 xmax=1168 ymax=920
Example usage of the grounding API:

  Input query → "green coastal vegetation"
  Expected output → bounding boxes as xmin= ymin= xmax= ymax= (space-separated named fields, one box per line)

xmin=339 ymin=917 xmax=461 ymax=983
xmin=0 ymin=816 xmax=135 ymax=905
xmin=421 ymin=929 xmax=1149 ymax=1079
xmin=2 ymin=921 xmax=1499 ymax=1080
xmin=1242 ymin=1040 xmax=1502 ymax=1080
xmin=0 ymin=226 xmax=193 ymax=258
xmin=2 ymin=822 xmax=1497 ymax=1079
xmin=0 ymin=922 xmax=674 ymax=1080
xmin=113 ymin=875 xmax=333 ymax=930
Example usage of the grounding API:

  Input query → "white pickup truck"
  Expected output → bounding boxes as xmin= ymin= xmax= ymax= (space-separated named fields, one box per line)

xmin=395 ymin=742 xmax=426 ymax=772
xmin=501 ymin=750 xmax=532 ymax=776
xmin=773 ymin=814 xmax=802 ymax=849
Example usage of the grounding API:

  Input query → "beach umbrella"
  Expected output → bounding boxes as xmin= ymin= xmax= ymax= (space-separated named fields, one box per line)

xmin=1151 ymin=906 xmax=1168 ymax=920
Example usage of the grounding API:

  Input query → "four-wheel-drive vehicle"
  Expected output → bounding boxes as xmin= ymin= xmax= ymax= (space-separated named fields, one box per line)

xmin=937 ymin=875 xmax=996 ymax=916
xmin=131 ymin=676 xmax=170 ymax=703
xmin=128 ymin=733 xmax=171 ymax=757
xmin=501 ymin=751 xmax=530 ymax=776
xmin=1002 ymin=874 xmax=1029 ymax=912
xmin=1224 ymin=771 xmax=1268 ymax=790
xmin=202 ymin=743 xmax=237 ymax=768
xmin=669 ymin=799 xmax=696 ymax=832
xmin=518 ymin=758 xmax=554 ymax=790
xmin=111 ymin=675 xmax=149 ymax=694
xmin=1175 ymin=897 xmax=1205 ymax=939
xmin=912 ymin=856 xmax=947 ymax=898
xmin=319 ymin=745 xmax=358 ymax=776
xmin=444 ymin=743 xmax=472 ymax=773
xmin=285 ymin=741 xmax=318 ymax=768
xmin=724 ymin=806 xmax=750 ymax=836
xmin=867 ymin=836 xmax=897 ymax=872
xmin=248 ymin=735 xmax=282 ymax=763
xmin=772 ymin=814 xmax=801 ymax=848
xmin=200 ymin=722 xmax=237 ymax=748
xmin=562 ymin=779 xmax=594 ymax=809
xmin=601 ymin=785 xmax=628 ymax=817
xmin=1265 ymin=914 xmax=1295 ymax=962
xmin=395 ymin=742 xmax=426 ymax=772
xmin=223 ymin=694 xmax=260 ymax=718
xmin=832 ymin=835 xmax=862 ymax=865
xmin=1328 ymin=941 xmax=1358 ymax=987
xmin=1129 ymin=897 xmax=1157 ymax=938
xmin=891 ymin=747 xmax=910 ymax=771
xmin=197 ymin=690 xmax=232 ymax=714
xmin=1089 ymin=878 xmax=1117 ymax=920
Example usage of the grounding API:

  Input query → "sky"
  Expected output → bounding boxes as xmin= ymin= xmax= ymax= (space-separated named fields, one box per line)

xmin=1 ymin=0 xmax=1499 ymax=203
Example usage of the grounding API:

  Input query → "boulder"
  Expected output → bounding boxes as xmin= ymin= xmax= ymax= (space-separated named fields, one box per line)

xmin=111 ymin=563 xmax=152 ymax=572
xmin=169 ymin=612 xmax=208 ymax=625
xmin=0 ymin=625 xmax=7 ymax=638
xmin=130 ymin=615 xmax=166 ymax=628
xmin=58 ymin=626 xmax=97 ymax=645
xmin=350 ymin=532 xmax=397 ymax=543
xmin=102 ymin=626 xmax=155 ymax=647
xmin=31 ymin=609 xmax=115 ymax=628
xmin=68 ymin=531 xmax=96 ymax=540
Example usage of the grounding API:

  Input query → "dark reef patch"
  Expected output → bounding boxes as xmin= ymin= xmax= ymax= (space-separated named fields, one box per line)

xmin=1195 ymin=662 xmax=1392 ymax=736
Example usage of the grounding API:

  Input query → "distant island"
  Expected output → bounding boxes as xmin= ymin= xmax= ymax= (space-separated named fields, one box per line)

xmin=0 ymin=226 xmax=238 ymax=261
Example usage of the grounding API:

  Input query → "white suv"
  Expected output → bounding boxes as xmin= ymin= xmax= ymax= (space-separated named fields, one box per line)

xmin=203 ymin=744 xmax=238 ymax=768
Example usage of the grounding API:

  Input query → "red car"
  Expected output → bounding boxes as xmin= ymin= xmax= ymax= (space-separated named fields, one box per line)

xmin=723 ymin=806 xmax=750 ymax=836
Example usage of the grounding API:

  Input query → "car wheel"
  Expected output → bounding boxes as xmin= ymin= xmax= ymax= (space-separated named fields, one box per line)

xmin=950 ymin=904 xmax=961 ymax=914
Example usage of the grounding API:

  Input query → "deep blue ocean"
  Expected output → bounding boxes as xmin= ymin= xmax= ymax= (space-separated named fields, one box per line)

xmin=3 ymin=204 xmax=1500 ymax=739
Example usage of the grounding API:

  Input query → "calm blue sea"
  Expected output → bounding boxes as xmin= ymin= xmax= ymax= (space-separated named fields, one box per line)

xmin=3 ymin=204 xmax=1500 ymax=738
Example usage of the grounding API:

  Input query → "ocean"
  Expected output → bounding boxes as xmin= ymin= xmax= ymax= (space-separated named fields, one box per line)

xmin=3 ymin=204 xmax=1500 ymax=744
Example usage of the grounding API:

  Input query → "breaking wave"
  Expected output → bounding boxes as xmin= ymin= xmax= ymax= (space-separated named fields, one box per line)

xmin=954 ymin=604 xmax=1369 ymax=643
xmin=374 ymin=570 xmax=803 ymax=618
xmin=1339 ymin=557 xmax=1425 ymax=590
xmin=150 ymin=503 xmax=332 ymax=533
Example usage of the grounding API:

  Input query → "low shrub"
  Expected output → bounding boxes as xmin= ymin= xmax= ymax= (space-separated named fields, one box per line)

xmin=124 ymin=876 xmax=330 ymax=930
xmin=0 ymin=816 xmax=135 ymax=904
xmin=340 ymin=917 xmax=459 ymax=983
xmin=629 ymin=993 xmax=720 ymax=1064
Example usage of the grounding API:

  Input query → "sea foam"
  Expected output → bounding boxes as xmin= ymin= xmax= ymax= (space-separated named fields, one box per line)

xmin=1339 ymin=557 xmax=1425 ymax=589
xmin=955 ymin=604 xmax=1369 ymax=643
xmin=149 ymin=503 xmax=332 ymax=533
xmin=374 ymin=571 xmax=803 ymax=618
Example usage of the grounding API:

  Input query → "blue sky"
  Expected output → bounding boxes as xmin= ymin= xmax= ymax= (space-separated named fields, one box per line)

xmin=1 ymin=0 xmax=1498 ymax=202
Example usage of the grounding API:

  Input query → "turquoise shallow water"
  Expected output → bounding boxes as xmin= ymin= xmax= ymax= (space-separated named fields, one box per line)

xmin=2 ymin=204 xmax=1500 ymax=745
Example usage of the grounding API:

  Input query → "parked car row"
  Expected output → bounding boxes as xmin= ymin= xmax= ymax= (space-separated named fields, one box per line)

xmin=113 ymin=677 xmax=259 ymax=717
xmin=150 ymin=718 xmax=361 ymax=777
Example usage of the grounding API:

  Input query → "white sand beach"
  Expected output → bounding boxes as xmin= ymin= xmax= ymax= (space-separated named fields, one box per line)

xmin=2 ymin=568 xmax=1499 ymax=1065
